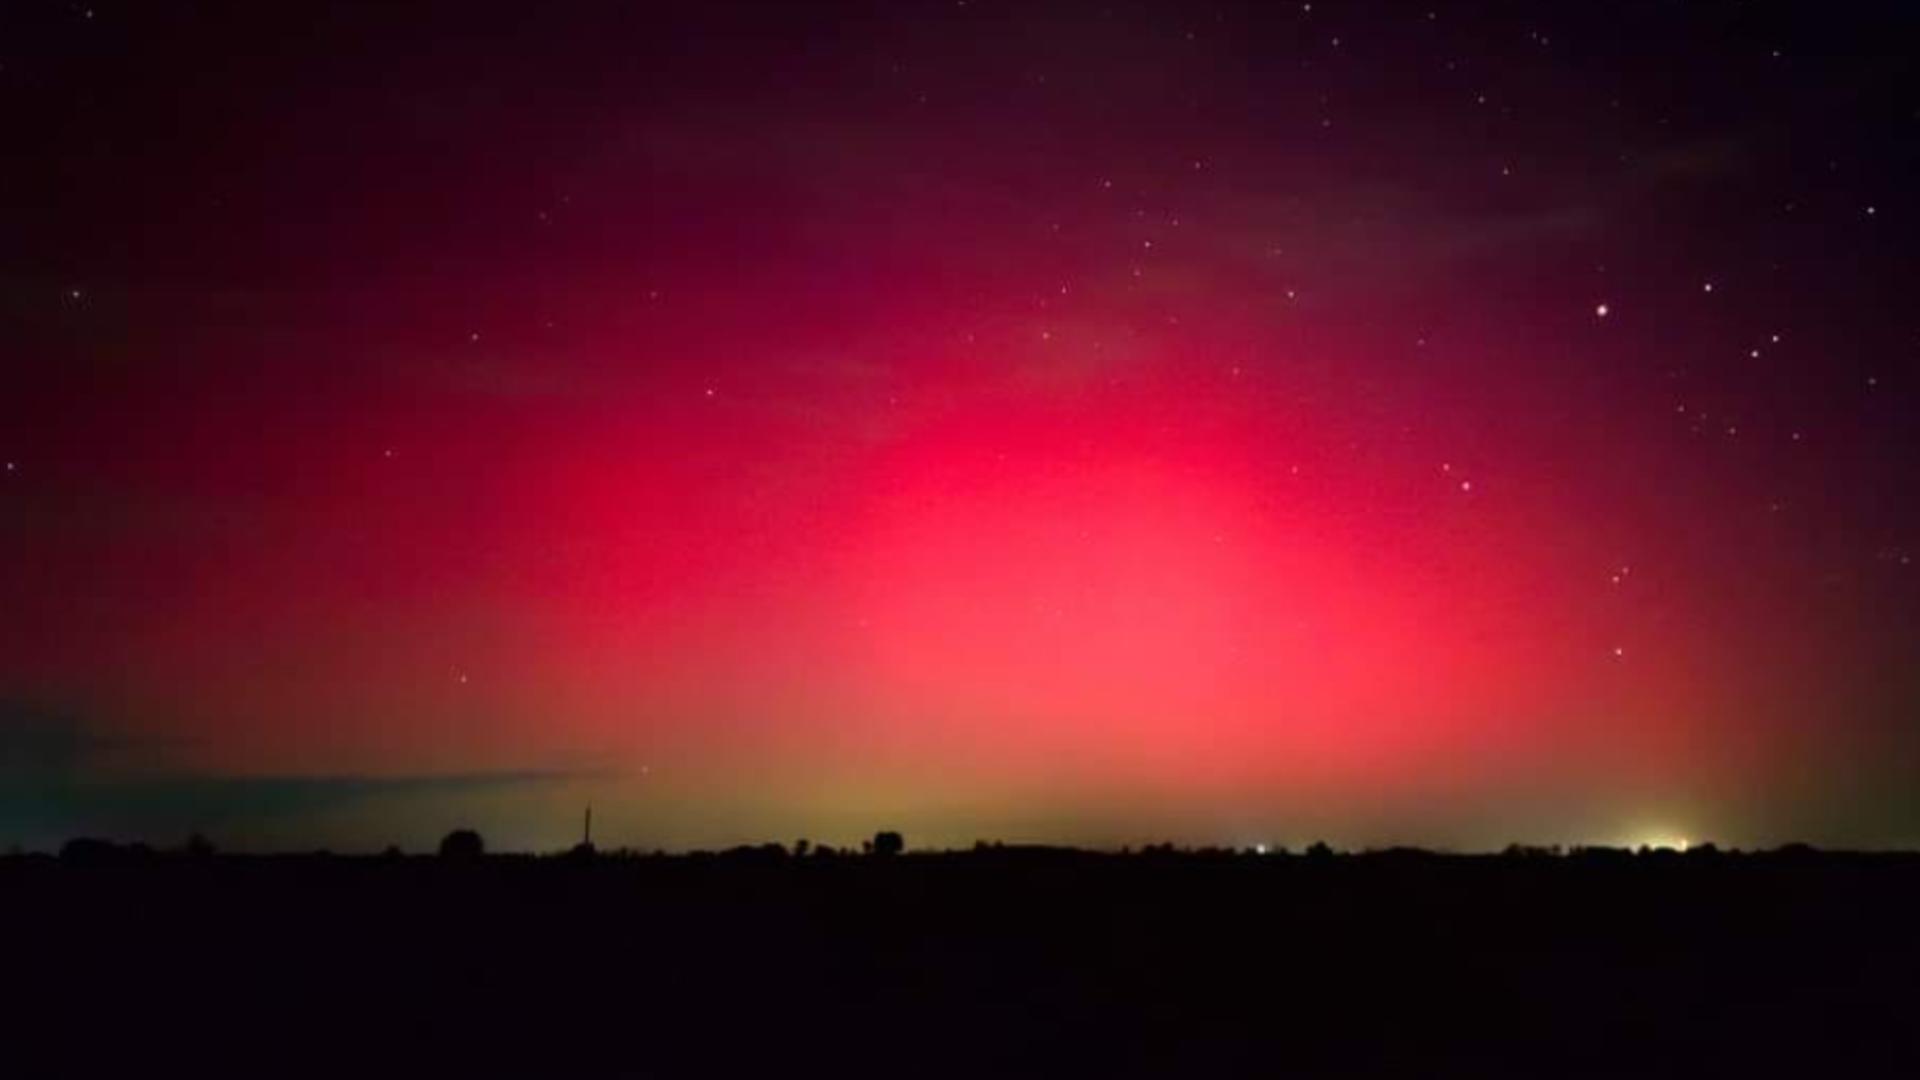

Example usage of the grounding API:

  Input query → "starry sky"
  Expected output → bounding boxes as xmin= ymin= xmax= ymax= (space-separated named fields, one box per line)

xmin=4 ymin=1 xmax=1920 ymax=853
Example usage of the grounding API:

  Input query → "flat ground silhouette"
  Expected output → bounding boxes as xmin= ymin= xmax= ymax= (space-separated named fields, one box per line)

xmin=9 ymin=844 xmax=1919 ymax=1076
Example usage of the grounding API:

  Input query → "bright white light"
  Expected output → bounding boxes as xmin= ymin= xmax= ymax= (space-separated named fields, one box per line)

xmin=1254 ymin=843 xmax=1269 ymax=855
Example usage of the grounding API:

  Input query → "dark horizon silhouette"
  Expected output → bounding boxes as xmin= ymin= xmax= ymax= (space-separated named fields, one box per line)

xmin=13 ymin=824 xmax=1920 ymax=1076
xmin=19 ymin=827 xmax=1882 ymax=862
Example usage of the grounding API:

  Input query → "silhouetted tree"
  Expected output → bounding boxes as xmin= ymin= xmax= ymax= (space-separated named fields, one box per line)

xmin=58 ymin=838 xmax=155 ymax=863
xmin=439 ymin=828 xmax=485 ymax=860
xmin=60 ymin=837 xmax=119 ymax=863
xmin=1305 ymin=841 xmax=1334 ymax=860
xmin=719 ymin=843 xmax=787 ymax=863
xmin=871 ymin=831 xmax=904 ymax=857
xmin=184 ymin=832 xmax=216 ymax=859
xmin=793 ymin=839 xmax=811 ymax=858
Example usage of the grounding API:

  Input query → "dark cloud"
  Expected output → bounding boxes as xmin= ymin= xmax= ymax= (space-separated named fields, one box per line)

xmin=0 ymin=699 xmax=601 ymax=850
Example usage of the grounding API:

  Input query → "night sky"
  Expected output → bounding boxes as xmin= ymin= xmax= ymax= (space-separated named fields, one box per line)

xmin=5 ymin=1 xmax=1920 ymax=853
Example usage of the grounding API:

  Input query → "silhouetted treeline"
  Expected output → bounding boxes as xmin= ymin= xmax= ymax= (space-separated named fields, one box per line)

xmin=10 ymin=831 xmax=1920 ymax=1077
xmin=27 ymin=830 xmax=1888 ymax=866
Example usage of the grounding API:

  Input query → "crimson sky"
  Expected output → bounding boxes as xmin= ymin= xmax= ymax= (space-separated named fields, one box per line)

xmin=5 ymin=1 xmax=1920 ymax=852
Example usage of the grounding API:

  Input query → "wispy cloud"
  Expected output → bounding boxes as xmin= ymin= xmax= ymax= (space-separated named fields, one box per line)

xmin=0 ymin=699 xmax=607 ymax=850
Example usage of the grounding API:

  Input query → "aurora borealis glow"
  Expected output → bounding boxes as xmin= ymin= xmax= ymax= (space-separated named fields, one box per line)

xmin=5 ymin=1 xmax=1920 ymax=852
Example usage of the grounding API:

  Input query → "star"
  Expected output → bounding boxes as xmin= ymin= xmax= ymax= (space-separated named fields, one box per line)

xmin=1595 ymin=302 xmax=1610 ymax=318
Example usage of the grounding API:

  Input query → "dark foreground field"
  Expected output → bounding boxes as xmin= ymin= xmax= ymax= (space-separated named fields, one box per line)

xmin=10 ymin=846 xmax=1919 ymax=1076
